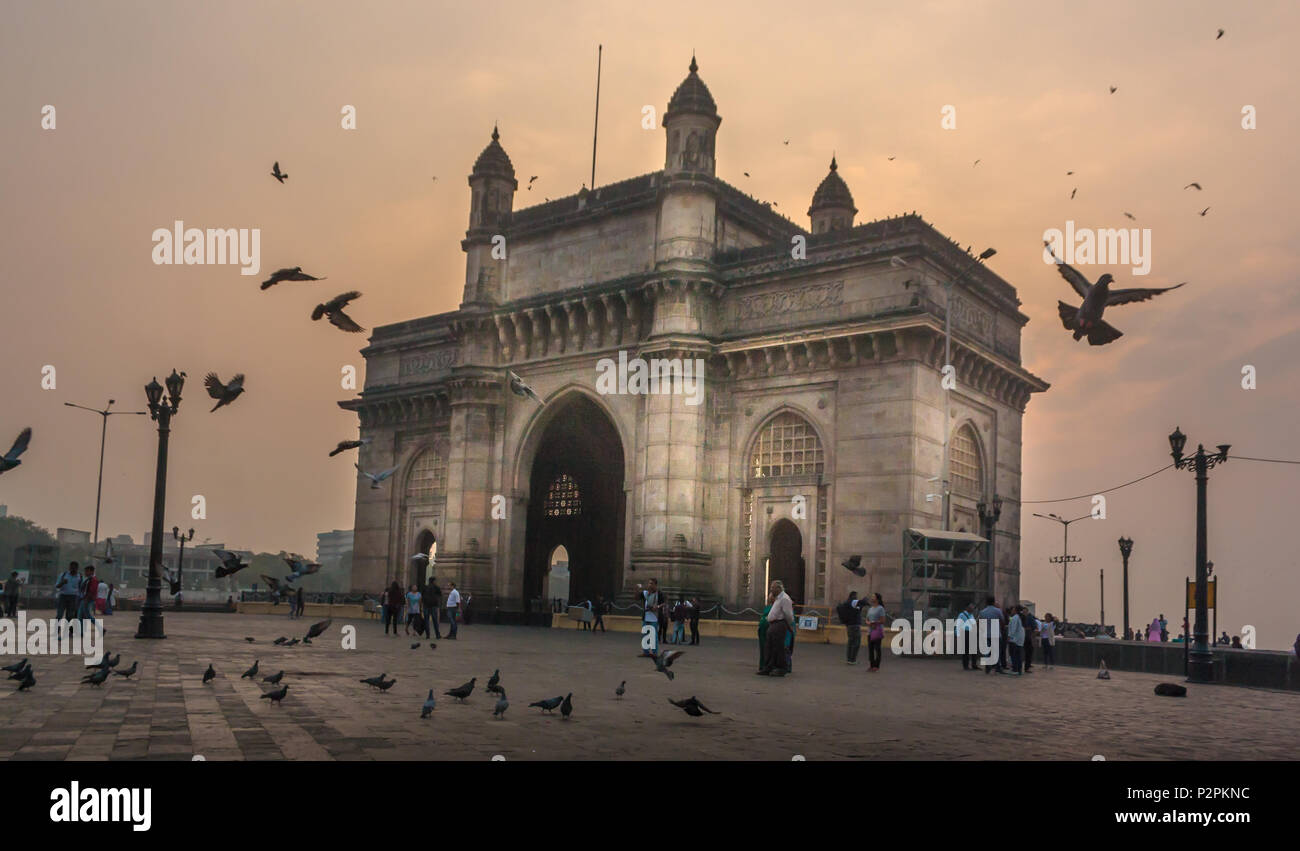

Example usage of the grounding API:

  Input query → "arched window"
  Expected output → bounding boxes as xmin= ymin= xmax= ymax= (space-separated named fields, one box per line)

xmin=405 ymin=448 xmax=447 ymax=504
xmin=750 ymin=412 xmax=824 ymax=479
xmin=950 ymin=424 xmax=983 ymax=498
xmin=544 ymin=473 xmax=582 ymax=517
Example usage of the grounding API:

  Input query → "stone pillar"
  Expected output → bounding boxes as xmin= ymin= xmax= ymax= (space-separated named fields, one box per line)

xmin=437 ymin=373 xmax=500 ymax=605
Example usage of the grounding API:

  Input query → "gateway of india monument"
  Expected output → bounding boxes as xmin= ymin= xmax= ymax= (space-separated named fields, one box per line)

xmin=339 ymin=56 xmax=1049 ymax=623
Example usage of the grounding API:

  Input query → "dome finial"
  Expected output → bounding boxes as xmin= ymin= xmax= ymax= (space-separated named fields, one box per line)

xmin=689 ymin=52 xmax=698 ymax=74
xmin=830 ymin=153 xmax=837 ymax=171
xmin=492 ymin=123 xmax=499 ymax=142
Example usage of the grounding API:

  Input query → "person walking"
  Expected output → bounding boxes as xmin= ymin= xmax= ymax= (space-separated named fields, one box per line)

xmin=4 ymin=571 xmax=23 ymax=617
xmin=102 ymin=583 xmax=117 ymax=616
xmin=77 ymin=565 xmax=100 ymax=627
xmin=978 ymin=596 xmax=1004 ymax=673
xmin=865 ymin=593 xmax=887 ymax=672
xmin=295 ymin=586 xmax=305 ymax=618
xmin=956 ymin=602 xmax=979 ymax=670
xmin=425 ymin=578 xmax=443 ymax=639
xmin=757 ymin=580 xmax=794 ymax=677
xmin=635 ymin=579 xmax=661 ymax=657
xmin=1039 ymin=613 xmax=1057 ymax=668
xmin=592 ymin=594 xmax=607 ymax=633
xmin=445 ymin=581 xmax=461 ymax=639
xmin=420 ymin=579 xmax=439 ymax=639
xmin=55 ymin=562 xmax=80 ymax=622
xmin=838 ymin=592 xmax=864 ymax=665
xmin=404 ymin=584 xmax=422 ymax=636
xmin=1005 ymin=604 xmax=1025 ymax=675
xmin=687 ymin=597 xmax=701 ymax=645
xmin=384 ymin=581 xmax=404 ymax=635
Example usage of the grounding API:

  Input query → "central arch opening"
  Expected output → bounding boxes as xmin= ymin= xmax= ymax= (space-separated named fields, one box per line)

xmin=523 ymin=395 xmax=625 ymax=619
xmin=768 ymin=518 xmax=805 ymax=607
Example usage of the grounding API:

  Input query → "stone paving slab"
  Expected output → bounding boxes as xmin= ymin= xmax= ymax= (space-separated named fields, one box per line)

xmin=0 ymin=612 xmax=1297 ymax=760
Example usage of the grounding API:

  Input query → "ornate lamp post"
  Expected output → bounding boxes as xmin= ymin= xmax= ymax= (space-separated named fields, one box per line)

xmin=1168 ymin=426 xmax=1229 ymax=683
xmin=173 ymin=525 xmax=195 ymax=606
xmin=976 ymin=494 xmax=1002 ymax=599
xmin=135 ymin=370 xmax=185 ymax=640
xmin=1117 ymin=536 xmax=1134 ymax=640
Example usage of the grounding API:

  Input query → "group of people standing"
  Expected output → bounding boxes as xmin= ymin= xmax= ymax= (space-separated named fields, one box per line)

xmin=836 ymin=591 xmax=887 ymax=671
xmin=381 ymin=578 xmax=462 ymax=640
xmin=54 ymin=561 xmax=116 ymax=624
xmin=633 ymin=579 xmax=702 ymax=649
xmin=968 ymin=597 xmax=1057 ymax=675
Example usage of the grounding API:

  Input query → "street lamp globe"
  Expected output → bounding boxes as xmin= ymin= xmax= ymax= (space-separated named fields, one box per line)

xmin=144 ymin=377 xmax=164 ymax=412
xmin=1168 ymin=426 xmax=1187 ymax=463
xmin=164 ymin=369 xmax=185 ymax=409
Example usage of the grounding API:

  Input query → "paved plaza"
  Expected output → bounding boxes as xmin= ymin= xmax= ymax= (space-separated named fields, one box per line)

xmin=1 ymin=611 xmax=1296 ymax=761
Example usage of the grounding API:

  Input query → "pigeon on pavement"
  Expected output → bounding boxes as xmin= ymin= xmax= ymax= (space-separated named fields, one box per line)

xmin=668 ymin=696 xmax=718 ymax=717
xmin=560 ymin=693 xmax=573 ymax=720
xmin=261 ymin=684 xmax=289 ymax=705
xmin=202 ymin=664 xmax=216 ymax=684
xmin=615 ymin=681 xmax=626 ymax=699
xmin=241 ymin=660 xmax=259 ymax=680
xmin=262 ymin=670 xmax=284 ymax=685
xmin=529 ymin=695 xmax=563 ymax=714
xmin=421 ymin=689 xmax=437 ymax=718
xmin=82 ymin=668 xmax=109 ymax=687
xmin=445 ymin=678 xmax=476 ymax=702
xmin=494 ymin=690 xmax=509 ymax=720
xmin=113 ymin=661 xmax=138 ymax=679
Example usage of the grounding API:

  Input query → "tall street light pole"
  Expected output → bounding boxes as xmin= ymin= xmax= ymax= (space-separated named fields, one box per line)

xmin=1117 ymin=536 xmax=1134 ymax=640
xmin=135 ymin=370 xmax=186 ymax=640
xmin=1032 ymin=512 xmax=1089 ymax=621
xmin=1169 ymin=427 xmax=1229 ymax=683
xmin=63 ymin=400 xmax=147 ymax=550
xmin=173 ymin=525 xmax=194 ymax=604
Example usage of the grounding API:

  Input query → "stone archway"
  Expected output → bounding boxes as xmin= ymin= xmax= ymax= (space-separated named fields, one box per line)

xmin=522 ymin=395 xmax=625 ymax=619
xmin=768 ymin=518 xmax=805 ymax=606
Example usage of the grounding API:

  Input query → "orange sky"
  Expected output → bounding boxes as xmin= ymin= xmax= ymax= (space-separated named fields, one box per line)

xmin=2 ymin=0 xmax=1298 ymax=647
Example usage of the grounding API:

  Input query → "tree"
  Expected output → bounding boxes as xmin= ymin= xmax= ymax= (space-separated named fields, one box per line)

xmin=0 ymin=515 xmax=56 ymax=574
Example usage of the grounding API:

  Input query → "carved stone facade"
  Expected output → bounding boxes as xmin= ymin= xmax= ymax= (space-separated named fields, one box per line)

xmin=339 ymin=58 xmax=1049 ymax=618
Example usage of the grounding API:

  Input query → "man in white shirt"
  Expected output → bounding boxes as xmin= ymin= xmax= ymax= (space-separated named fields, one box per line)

xmin=445 ymin=582 xmax=461 ymax=639
xmin=758 ymin=580 xmax=794 ymax=677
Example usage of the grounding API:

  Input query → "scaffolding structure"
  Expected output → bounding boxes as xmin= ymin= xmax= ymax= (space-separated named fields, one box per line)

xmin=901 ymin=528 xmax=990 ymax=620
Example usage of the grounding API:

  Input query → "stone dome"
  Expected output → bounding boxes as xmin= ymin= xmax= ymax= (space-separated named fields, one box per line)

xmin=471 ymin=125 xmax=516 ymax=181
xmin=808 ymin=156 xmax=857 ymax=216
xmin=665 ymin=55 xmax=718 ymax=119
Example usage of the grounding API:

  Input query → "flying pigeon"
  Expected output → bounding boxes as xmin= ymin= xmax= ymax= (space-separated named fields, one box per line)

xmin=410 ymin=552 xmax=430 ymax=566
xmin=784 ymin=139 xmax=790 ymax=145
xmin=261 ymin=684 xmax=289 ymax=705
xmin=163 ymin=568 xmax=182 ymax=595
xmin=241 ymin=660 xmax=259 ymax=680
xmin=283 ymin=554 xmax=322 ymax=583
xmin=667 ymin=696 xmax=718 ymax=717
xmin=17 ymin=671 xmax=35 ymax=691
xmin=1123 ymin=212 xmax=1136 ymax=221
xmin=841 ymin=555 xmax=866 ymax=577
xmin=887 ymin=156 xmax=895 ymax=161
xmin=743 ymin=171 xmax=750 ymax=177
xmin=1199 ymin=207 xmax=1210 ymax=216
xmin=329 ymin=437 xmax=372 ymax=457
xmin=494 ymin=690 xmax=509 ymax=720
xmin=1045 ymin=241 xmax=1185 ymax=345
xmin=1184 ymin=182 xmax=1202 ymax=191
xmin=1066 ymin=170 xmax=1074 ymax=175
xmin=421 ymin=689 xmax=436 ymax=718
xmin=213 ymin=549 xmax=249 ymax=578
xmin=356 ymin=464 xmax=398 ymax=489
xmin=203 ymin=372 xmax=245 ymax=412
xmin=113 ymin=661 xmax=138 ymax=679
xmin=360 ymin=672 xmax=390 ymax=690
xmin=651 ymin=649 xmax=684 ymax=681
xmin=82 ymin=668 xmax=109 ymax=687
xmin=1109 ymin=85 xmax=1118 ymax=94
xmin=262 ymin=670 xmax=284 ymax=685
xmin=202 ymin=664 xmax=216 ymax=684
xmin=1216 ymin=28 xmax=1224 ymax=39
xmin=529 ymin=695 xmax=563 ymax=714
xmin=271 ymin=161 xmax=288 ymax=183
xmin=972 ymin=159 xmax=980 ymax=167
xmin=0 ymin=427 xmax=31 ymax=475
xmin=527 ymin=176 xmax=538 ymax=190
xmin=615 ymin=681 xmax=625 ymax=699
xmin=303 ymin=619 xmax=332 ymax=643
xmin=260 ymin=266 xmax=326 ymax=291
xmin=445 ymin=678 xmax=476 ymax=703
xmin=560 ymin=693 xmax=573 ymax=720
xmin=508 ymin=371 xmax=544 ymax=406
xmin=1 ymin=658 xmax=28 ymax=674
xmin=311 ymin=291 xmax=365 ymax=333
xmin=1070 ymin=188 xmax=1077 ymax=200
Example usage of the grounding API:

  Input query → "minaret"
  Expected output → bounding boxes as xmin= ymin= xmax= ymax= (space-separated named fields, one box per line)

xmin=662 ymin=54 xmax=721 ymax=176
xmin=461 ymin=125 xmax=517 ymax=305
xmin=808 ymin=156 xmax=858 ymax=234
